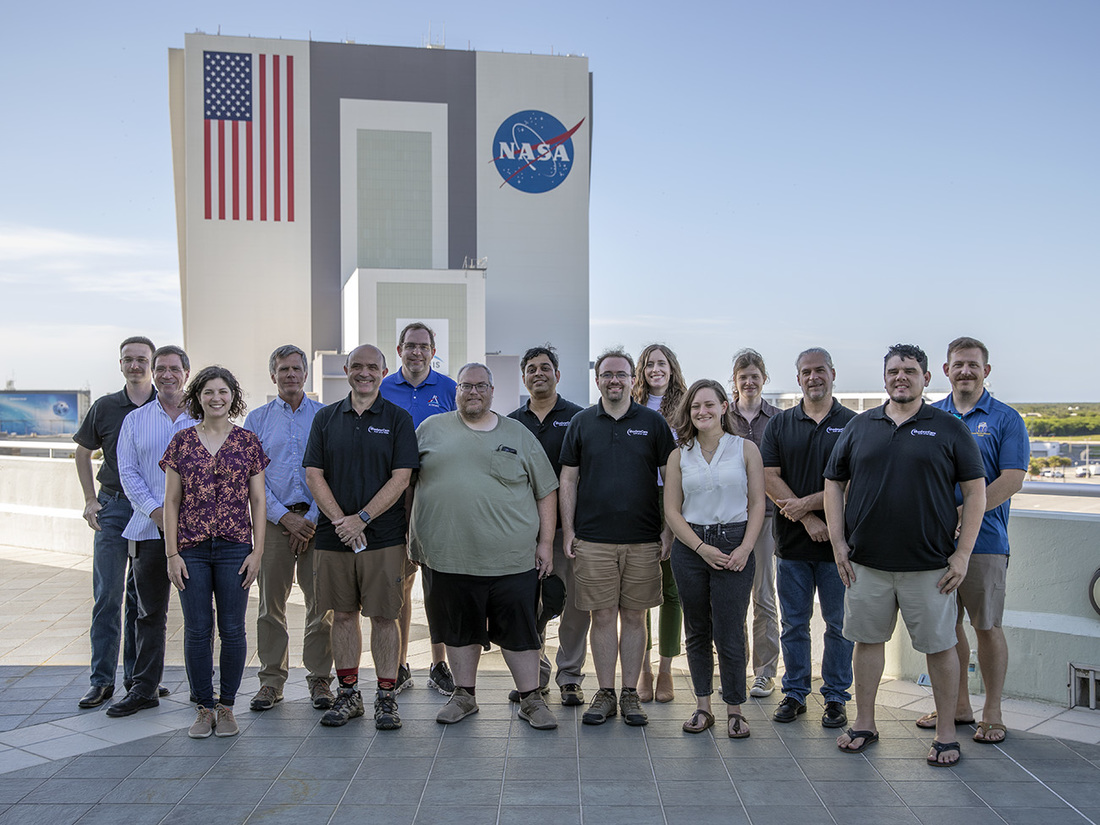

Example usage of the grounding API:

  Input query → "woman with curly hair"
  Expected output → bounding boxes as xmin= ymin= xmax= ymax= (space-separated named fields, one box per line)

xmin=664 ymin=379 xmax=765 ymax=737
xmin=162 ymin=366 xmax=269 ymax=739
xmin=632 ymin=344 xmax=688 ymax=703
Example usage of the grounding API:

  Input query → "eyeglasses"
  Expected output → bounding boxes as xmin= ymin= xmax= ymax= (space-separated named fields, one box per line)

xmin=598 ymin=372 xmax=631 ymax=381
xmin=401 ymin=343 xmax=432 ymax=352
xmin=458 ymin=382 xmax=491 ymax=393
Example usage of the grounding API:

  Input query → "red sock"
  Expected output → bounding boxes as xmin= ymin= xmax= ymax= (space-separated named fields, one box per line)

xmin=337 ymin=668 xmax=358 ymax=689
xmin=378 ymin=678 xmax=396 ymax=692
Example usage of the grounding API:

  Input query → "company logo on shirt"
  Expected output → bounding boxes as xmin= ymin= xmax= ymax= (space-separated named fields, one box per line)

xmin=826 ymin=426 xmax=846 ymax=434
xmin=427 ymin=395 xmax=441 ymax=408
xmin=553 ymin=420 xmax=571 ymax=428
xmin=911 ymin=429 xmax=937 ymax=437
xmin=367 ymin=426 xmax=391 ymax=435
xmin=976 ymin=421 xmax=989 ymax=435
xmin=627 ymin=429 xmax=649 ymax=436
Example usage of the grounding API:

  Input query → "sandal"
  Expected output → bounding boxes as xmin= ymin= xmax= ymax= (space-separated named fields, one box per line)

xmin=915 ymin=711 xmax=974 ymax=729
xmin=682 ymin=709 xmax=714 ymax=734
xmin=837 ymin=728 xmax=879 ymax=753
xmin=973 ymin=722 xmax=1007 ymax=744
xmin=727 ymin=713 xmax=750 ymax=739
xmin=927 ymin=739 xmax=962 ymax=767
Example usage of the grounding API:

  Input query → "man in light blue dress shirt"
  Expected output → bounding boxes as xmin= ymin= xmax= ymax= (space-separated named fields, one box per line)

xmin=108 ymin=345 xmax=196 ymax=717
xmin=244 ymin=345 xmax=335 ymax=712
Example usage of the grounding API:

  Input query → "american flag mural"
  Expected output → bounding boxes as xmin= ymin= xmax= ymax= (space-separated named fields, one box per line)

xmin=203 ymin=50 xmax=295 ymax=222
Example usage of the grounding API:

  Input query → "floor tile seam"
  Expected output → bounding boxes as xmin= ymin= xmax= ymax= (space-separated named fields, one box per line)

xmin=956 ymin=747 xmax=1098 ymax=825
xmin=410 ymin=719 xmax=449 ymax=825
xmin=638 ymin=728 xmax=670 ymax=825
xmin=571 ymin=702 xmax=584 ymax=824
xmin=761 ymin=717 xmax=841 ymax=825
xmin=703 ymin=727 xmax=760 ymax=825
xmin=326 ymin=729 xmax=379 ymax=825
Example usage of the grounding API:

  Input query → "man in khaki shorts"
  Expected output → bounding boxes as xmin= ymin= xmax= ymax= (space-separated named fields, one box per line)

xmin=559 ymin=349 xmax=677 ymax=727
xmin=929 ymin=337 xmax=1029 ymax=744
xmin=824 ymin=344 xmax=986 ymax=767
xmin=304 ymin=344 xmax=419 ymax=730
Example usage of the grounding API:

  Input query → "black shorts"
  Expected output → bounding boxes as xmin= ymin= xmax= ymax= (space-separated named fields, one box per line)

xmin=422 ymin=567 xmax=541 ymax=652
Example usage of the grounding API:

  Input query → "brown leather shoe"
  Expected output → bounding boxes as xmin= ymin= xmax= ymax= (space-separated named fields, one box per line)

xmin=655 ymin=672 xmax=675 ymax=703
xmin=638 ymin=670 xmax=655 ymax=703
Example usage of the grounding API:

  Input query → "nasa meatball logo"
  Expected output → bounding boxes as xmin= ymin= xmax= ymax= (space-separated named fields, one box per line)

xmin=491 ymin=110 xmax=584 ymax=193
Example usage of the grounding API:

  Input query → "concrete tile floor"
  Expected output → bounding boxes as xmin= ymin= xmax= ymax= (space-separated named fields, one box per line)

xmin=1 ymin=543 xmax=1099 ymax=824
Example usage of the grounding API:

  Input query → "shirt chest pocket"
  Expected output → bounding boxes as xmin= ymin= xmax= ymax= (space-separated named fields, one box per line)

xmin=490 ymin=451 xmax=525 ymax=485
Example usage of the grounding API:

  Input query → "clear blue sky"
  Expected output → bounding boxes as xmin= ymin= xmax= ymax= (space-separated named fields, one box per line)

xmin=3 ymin=0 xmax=1097 ymax=401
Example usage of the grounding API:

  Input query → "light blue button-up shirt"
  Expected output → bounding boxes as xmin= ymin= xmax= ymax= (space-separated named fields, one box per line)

xmin=244 ymin=395 xmax=323 ymax=526
xmin=117 ymin=400 xmax=198 ymax=541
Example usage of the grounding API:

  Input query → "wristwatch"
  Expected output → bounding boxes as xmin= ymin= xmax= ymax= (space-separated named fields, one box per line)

xmin=357 ymin=509 xmax=372 ymax=525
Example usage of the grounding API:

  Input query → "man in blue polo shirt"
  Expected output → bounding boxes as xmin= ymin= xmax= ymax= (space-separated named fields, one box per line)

xmin=924 ymin=337 xmax=1028 ymax=745
xmin=380 ymin=322 xmax=456 ymax=696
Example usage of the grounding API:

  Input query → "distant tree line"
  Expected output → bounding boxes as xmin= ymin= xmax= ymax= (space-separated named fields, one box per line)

xmin=1028 ymin=456 xmax=1072 ymax=477
xmin=1024 ymin=415 xmax=1100 ymax=438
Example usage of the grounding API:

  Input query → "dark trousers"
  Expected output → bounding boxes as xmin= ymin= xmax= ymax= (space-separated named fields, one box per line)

xmin=670 ymin=521 xmax=756 ymax=706
xmin=129 ymin=538 xmax=172 ymax=699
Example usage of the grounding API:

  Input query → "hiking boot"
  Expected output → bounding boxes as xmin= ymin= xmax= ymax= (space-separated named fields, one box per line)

xmin=750 ymin=676 xmax=775 ymax=697
xmin=374 ymin=689 xmax=402 ymax=730
xmin=508 ymin=685 xmax=548 ymax=703
xmin=249 ymin=685 xmax=282 ymax=712
xmin=620 ymin=689 xmax=648 ymax=726
xmin=519 ymin=693 xmax=558 ymax=730
xmin=214 ymin=704 xmax=239 ymax=737
xmin=308 ymin=676 xmax=335 ymax=710
xmin=395 ymin=663 xmax=413 ymax=695
xmin=188 ymin=705 xmax=215 ymax=739
xmin=436 ymin=687 xmax=479 ymax=724
xmin=560 ymin=684 xmax=585 ymax=706
xmin=320 ymin=687 xmax=364 ymax=727
xmin=427 ymin=661 xmax=456 ymax=696
xmin=773 ymin=695 xmax=807 ymax=723
xmin=582 ymin=687 xmax=618 ymax=725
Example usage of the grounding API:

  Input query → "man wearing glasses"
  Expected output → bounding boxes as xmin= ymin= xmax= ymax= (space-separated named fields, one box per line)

xmin=380 ymin=322 xmax=457 ymax=696
xmin=559 ymin=350 xmax=677 ymax=727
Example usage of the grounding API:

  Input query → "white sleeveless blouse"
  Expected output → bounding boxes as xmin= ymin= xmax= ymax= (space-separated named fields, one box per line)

xmin=679 ymin=433 xmax=748 ymax=525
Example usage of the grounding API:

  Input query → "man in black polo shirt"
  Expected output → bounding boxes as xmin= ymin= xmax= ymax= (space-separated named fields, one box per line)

xmin=305 ymin=344 xmax=419 ymax=731
xmin=73 ymin=336 xmax=158 ymax=709
xmin=560 ymin=349 xmax=677 ymax=727
xmin=761 ymin=347 xmax=856 ymax=729
xmin=824 ymin=344 xmax=986 ymax=767
xmin=507 ymin=345 xmax=587 ymax=707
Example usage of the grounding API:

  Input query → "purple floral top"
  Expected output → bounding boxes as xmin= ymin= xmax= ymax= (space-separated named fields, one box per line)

xmin=160 ymin=426 xmax=269 ymax=550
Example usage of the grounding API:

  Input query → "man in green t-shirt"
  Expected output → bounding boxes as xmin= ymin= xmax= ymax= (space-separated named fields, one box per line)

xmin=409 ymin=363 xmax=560 ymax=730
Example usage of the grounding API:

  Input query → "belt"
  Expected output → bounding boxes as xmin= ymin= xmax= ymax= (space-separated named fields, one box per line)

xmin=99 ymin=486 xmax=127 ymax=500
xmin=286 ymin=502 xmax=310 ymax=514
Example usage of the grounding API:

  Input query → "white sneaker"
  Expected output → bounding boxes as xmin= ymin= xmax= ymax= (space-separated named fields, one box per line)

xmin=749 ymin=676 xmax=775 ymax=698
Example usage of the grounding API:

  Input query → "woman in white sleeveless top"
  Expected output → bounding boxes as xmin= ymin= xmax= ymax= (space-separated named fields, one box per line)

xmin=664 ymin=379 xmax=765 ymax=738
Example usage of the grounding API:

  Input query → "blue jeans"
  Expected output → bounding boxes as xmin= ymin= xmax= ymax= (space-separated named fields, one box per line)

xmin=176 ymin=539 xmax=253 ymax=707
xmin=777 ymin=558 xmax=853 ymax=704
xmin=90 ymin=490 xmax=138 ymax=688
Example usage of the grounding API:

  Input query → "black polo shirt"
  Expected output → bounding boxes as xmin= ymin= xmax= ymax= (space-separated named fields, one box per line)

xmin=73 ymin=387 xmax=157 ymax=494
xmin=761 ymin=399 xmax=856 ymax=562
xmin=560 ymin=400 xmax=677 ymax=544
xmin=823 ymin=402 xmax=985 ymax=572
xmin=507 ymin=394 xmax=585 ymax=477
xmin=304 ymin=393 xmax=419 ymax=552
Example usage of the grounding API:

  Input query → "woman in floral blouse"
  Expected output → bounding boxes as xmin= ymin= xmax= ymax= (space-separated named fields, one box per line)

xmin=163 ymin=366 xmax=269 ymax=739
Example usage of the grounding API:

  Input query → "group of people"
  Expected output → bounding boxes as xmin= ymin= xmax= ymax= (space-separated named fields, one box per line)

xmin=73 ymin=327 xmax=1028 ymax=767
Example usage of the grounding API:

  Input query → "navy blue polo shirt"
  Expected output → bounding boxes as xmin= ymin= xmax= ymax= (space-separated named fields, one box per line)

xmin=73 ymin=387 xmax=157 ymax=494
xmin=560 ymin=400 xmax=677 ymax=544
xmin=760 ymin=399 xmax=856 ymax=562
xmin=304 ymin=393 xmax=419 ymax=552
xmin=932 ymin=390 xmax=1030 ymax=556
xmin=824 ymin=402 xmax=985 ymax=572
xmin=507 ymin=394 xmax=585 ymax=478
xmin=380 ymin=369 xmax=457 ymax=428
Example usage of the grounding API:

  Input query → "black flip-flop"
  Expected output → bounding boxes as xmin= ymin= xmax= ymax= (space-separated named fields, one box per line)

xmin=927 ymin=740 xmax=962 ymax=767
xmin=838 ymin=728 xmax=878 ymax=753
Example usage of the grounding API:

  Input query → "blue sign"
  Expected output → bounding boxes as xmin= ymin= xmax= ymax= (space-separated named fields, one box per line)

xmin=491 ymin=110 xmax=584 ymax=193
xmin=0 ymin=391 xmax=82 ymax=436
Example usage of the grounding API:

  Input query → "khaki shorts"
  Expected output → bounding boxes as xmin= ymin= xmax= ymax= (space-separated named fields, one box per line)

xmin=842 ymin=562 xmax=958 ymax=654
xmin=956 ymin=554 xmax=1008 ymax=631
xmin=572 ymin=540 xmax=663 ymax=612
xmin=314 ymin=544 xmax=406 ymax=620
